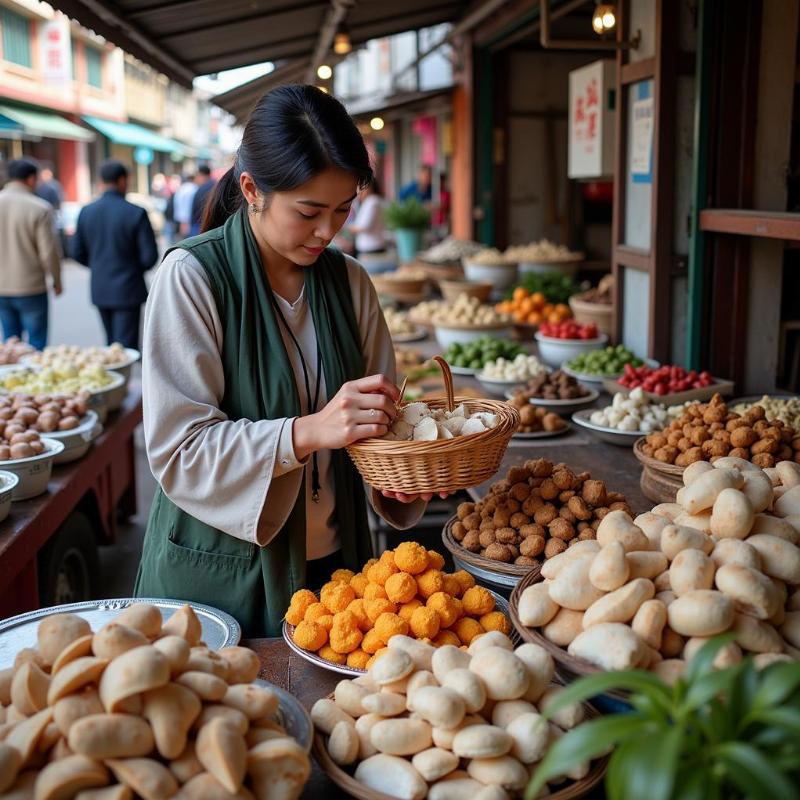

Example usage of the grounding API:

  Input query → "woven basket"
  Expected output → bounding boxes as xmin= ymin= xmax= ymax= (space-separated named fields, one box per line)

xmin=569 ymin=294 xmax=613 ymax=337
xmin=509 ymin=570 xmax=630 ymax=704
xmin=346 ymin=357 xmax=519 ymax=494
xmin=313 ymin=692 xmax=608 ymax=800
xmin=632 ymin=437 xmax=684 ymax=504
xmin=441 ymin=515 xmax=541 ymax=584
xmin=371 ymin=273 xmax=429 ymax=304
xmin=438 ymin=279 xmax=493 ymax=304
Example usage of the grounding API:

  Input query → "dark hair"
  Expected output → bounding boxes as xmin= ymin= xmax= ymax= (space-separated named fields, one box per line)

xmin=100 ymin=160 xmax=129 ymax=184
xmin=366 ymin=176 xmax=382 ymax=196
xmin=198 ymin=164 xmax=211 ymax=176
xmin=8 ymin=158 xmax=39 ymax=182
xmin=203 ymin=84 xmax=373 ymax=232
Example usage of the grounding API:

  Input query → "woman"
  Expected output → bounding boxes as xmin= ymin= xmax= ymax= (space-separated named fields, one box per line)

xmin=134 ymin=86 xmax=439 ymax=637
xmin=348 ymin=177 xmax=386 ymax=259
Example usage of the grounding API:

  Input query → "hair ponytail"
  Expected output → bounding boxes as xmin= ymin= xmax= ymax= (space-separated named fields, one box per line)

xmin=201 ymin=85 xmax=372 ymax=233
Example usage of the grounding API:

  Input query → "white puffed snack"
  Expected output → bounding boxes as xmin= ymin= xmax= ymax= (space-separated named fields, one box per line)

xmin=333 ymin=680 xmax=369 ymax=717
xmin=466 ymin=755 xmax=529 ymax=791
xmin=567 ymin=623 xmax=645 ymax=670
xmin=676 ymin=468 xmax=743 ymax=514
xmin=669 ymin=549 xmax=715 ymax=596
xmin=582 ymin=579 xmax=655 ymax=628
xmin=666 ymin=590 xmax=734 ymax=637
xmin=370 ymin=718 xmax=433 ymax=756
xmin=709 ymin=488 xmax=754 ymax=540
xmin=468 ymin=631 xmax=514 ymax=655
xmin=428 ymin=776 xmax=486 ymax=800
xmin=660 ymin=524 xmax=714 ymax=561
xmin=730 ymin=613 xmax=784 ymax=654
xmin=452 ymin=724 xmax=512 ymax=759
xmin=714 ymin=563 xmax=781 ymax=620
xmin=596 ymin=512 xmax=650 ymax=552
xmin=411 ymin=748 xmax=459 ymax=782
xmin=469 ymin=648 xmax=529 ymax=701
xmin=542 ymin=608 xmax=585 ymax=647
xmin=518 ymin=584 xmax=559 ymax=628
xmin=626 ymin=551 xmax=669 ymax=580
xmin=354 ymin=713 xmax=382 ymax=759
xmin=354 ymin=754 xmax=427 ymax=800
xmin=683 ymin=638 xmax=742 ymax=669
xmin=710 ymin=538 xmax=761 ymax=571
xmin=548 ymin=555 xmax=605 ymax=611
xmin=745 ymin=534 xmax=800 ymax=584
xmin=410 ymin=686 xmax=466 ymax=730
xmin=589 ymin=540 xmax=629 ymax=592
xmin=328 ymin=720 xmax=359 ymax=766
xmin=361 ymin=692 xmax=407 ymax=717
xmin=514 ymin=643 xmax=554 ymax=703
xmin=371 ymin=649 xmax=414 ymax=686
xmin=387 ymin=636 xmax=435 ymax=672
xmin=311 ymin=698 xmax=354 ymax=735
xmin=505 ymin=712 xmax=549 ymax=764
xmin=441 ymin=669 xmax=486 ymax=713
xmin=431 ymin=645 xmax=471 ymax=683
xmin=538 ymin=686 xmax=585 ymax=730
xmin=490 ymin=700 xmax=537 ymax=729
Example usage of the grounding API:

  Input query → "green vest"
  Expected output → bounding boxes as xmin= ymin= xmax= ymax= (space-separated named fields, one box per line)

xmin=134 ymin=210 xmax=374 ymax=636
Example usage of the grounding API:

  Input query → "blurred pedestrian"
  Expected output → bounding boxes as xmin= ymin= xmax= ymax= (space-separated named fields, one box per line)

xmin=0 ymin=158 xmax=62 ymax=349
xmin=399 ymin=164 xmax=432 ymax=203
xmin=70 ymin=160 xmax=158 ymax=349
xmin=172 ymin=172 xmax=197 ymax=237
xmin=35 ymin=164 xmax=66 ymax=252
xmin=433 ymin=171 xmax=451 ymax=235
xmin=189 ymin=165 xmax=216 ymax=236
xmin=348 ymin=177 xmax=386 ymax=259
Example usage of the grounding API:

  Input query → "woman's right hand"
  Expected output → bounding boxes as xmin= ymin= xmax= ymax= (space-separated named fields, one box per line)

xmin=292 ymin=374 xmax=399 ymax=459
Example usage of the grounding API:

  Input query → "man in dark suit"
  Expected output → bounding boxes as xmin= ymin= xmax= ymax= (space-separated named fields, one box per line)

xmin=70 ymin=160 xmax=158 ymax=349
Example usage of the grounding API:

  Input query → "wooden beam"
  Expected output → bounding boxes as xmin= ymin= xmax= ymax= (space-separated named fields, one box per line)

xmin=699 ymin=209 xmax=800 ymax=241
xmin=620 ymin=56 xmax=655 ymax=85
xmin=614 ymin=245 xmax=651 ymax=271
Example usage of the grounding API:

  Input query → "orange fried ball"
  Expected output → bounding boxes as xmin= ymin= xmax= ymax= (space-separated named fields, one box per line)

xmin=346 ymin=599 xmax=372 ymax=632
xmin=462 ymin=586 xmax=495 ymax=617
xmin=361 ymin=629 xmax=384 ymax=655
xmin=480 ymin=611 xmax=511 ymax=635
xmin=416 ymin=569 xmax=445 ymax=599
xmin=453 ymin=617 xmax=484 ymax=645
xmin=374 ymin=612 xmax=410 ymax=645
xmin=349 ymin=573 xmax=369 ymax=598
xmin=433 ymin=630 xmax=462 ymax=648
xmin=286 ymin=589 xmax=317 ymax=625
xmin=329 ymin=611 xmax=363 ymax=654
xmin=442 ymin=575 xmax=463 ymax=598
xmin=320 ymin=582 xmax=356 ymax=614
xmin=426 ymin=592 xmax=462 ymax=628
xmin=316 ymin=614 xmax=334 ymax=632
xmin=385 ymin=572 xmax=418 ymax=605
xmin=363 ymin=583 xmax=388 ymax=601
xmin=303 ymin=602 xmax=329 ymax=624
xmin=346 ymin=649 xmax=371 ymax=670
xmin=332 ymin=568 xmax=355 ymax=584
xmin=293 ymin=620 xmax=327 ymax=651
xmin=393 ymin=542 xmax=430 ymax=575
xmin=453 ymin=570 xmax=476 ymax=595
xmin=397 ymin=599 xmax=424 ymax=622
xmin=367 ymin=557 xmax=399 ymax=586
xmin=427 ymin=550 xmax=446 ymax=571
xmin=318 ymin=644 xmax=347 ymax=665
xmin=364 ymin=598 xmax=397 ymax=623
xmin=363 ymin=558 xmax=378 ymax=572
xmin=409 ymin=607 xmax=441 ymax=640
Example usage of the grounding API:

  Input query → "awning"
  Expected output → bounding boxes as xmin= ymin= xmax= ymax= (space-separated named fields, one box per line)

xmin=345 ymin=86 xmax=455 ymax=119
xmin=82 ymin=116 xmax=182 ymax=154
xmin=0 ymin=104 xmax=95 ymax=142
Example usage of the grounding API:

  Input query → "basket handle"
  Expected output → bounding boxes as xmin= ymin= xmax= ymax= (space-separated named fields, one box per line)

xmin=432 ymin=355 xmax=455 ymax=413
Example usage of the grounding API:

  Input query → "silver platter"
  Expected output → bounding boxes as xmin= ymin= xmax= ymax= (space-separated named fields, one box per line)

xmin=0 ymin=597 xmax=241 ymax=669
xmin=451 ymin=554 xmax=520 ymax=591
xmin=255 ymin=679 xmax=313 ymax=753
xmin=282 ymin=587 xmax=516 ymax=677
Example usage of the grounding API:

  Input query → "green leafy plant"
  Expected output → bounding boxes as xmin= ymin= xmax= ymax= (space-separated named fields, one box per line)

xmin=527 ymin=636 xmax=800 ymax=800
xmin=507 ymin=271 xmax=582 ymax=304
xmin=383 ymin=198 xmax=431 ymax=230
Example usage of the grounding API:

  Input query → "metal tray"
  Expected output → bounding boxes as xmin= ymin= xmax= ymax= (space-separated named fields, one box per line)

xmin=255 ymin=679 xmax=314 ymax=753
xmin=0 ymin=597 xmax=241 ymax=668
xmin=282 ymin=588 xmax=516 ymax=677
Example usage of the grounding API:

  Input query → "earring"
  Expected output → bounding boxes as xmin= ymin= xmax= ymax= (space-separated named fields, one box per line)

xmin=248 ymin=202 xmax=257 ymax=214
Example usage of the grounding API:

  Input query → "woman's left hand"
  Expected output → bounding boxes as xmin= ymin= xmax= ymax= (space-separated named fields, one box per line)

xmin=381 ymin=490 xmax=451 ymax=504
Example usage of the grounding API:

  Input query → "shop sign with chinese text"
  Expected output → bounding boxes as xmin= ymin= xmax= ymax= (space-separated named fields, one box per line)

xmin=568 ymin=60 xmax=615 ymax=179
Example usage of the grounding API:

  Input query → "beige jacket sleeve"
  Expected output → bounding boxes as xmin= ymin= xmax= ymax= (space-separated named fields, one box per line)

xmin=35 ymin=207 xmax=61 ymax=292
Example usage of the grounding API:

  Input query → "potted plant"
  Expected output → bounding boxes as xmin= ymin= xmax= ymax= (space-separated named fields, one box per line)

xmin=527 ymin=637 xmax=800 ymax=800
xmin=384 ymin=198 xmax=431 ymax=263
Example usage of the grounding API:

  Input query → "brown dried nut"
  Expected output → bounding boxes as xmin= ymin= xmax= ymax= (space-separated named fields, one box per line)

xmin=36 ymin=412 xmax=60 ymax=433
xmin=527 ymin=459 xmax=553 ymax=477
xmin=507 ymin=544 xmax=520 ymax=560
xmin=533 ymin=504 xmax=558 ymax=526
xmin=185 ymin=648 xmax=229 ymax=680
xmin=67 ymin=713 xmax=154 ymax=759
xmin=478 ymin=530 xmax=497 ymax=548
xmin=92 ymin=624 xmax=149 ymax=661
xmin=581 ymin=480 xmax=607 ymax=507
xmin=578 ymin=529 xmax=597 ymax=541
xmin=218 ymin=647 xmax=261 ymax=685
xmin=48 ymin=657 xmax=109 ymax=706
xmin=161 ymin=604 xmax=203 ymax=647
xmin=548 ymin=518 xmax=575 ymax=542
xmin=10 ymin=661 xmax=50 ymax=716
xmin=462 ymin=513 xmax=480 ymax=532
xmin=683 ymin=447 xmax=704 ymax=464
xmin=98 ymin=647 xmax=170 ymax=712
xmin=544 ymin=539 xmax=567 ymax=559
xmin=507 ymin=466 xmax=531 ymax=484
xmin=35 ymin=754 xmax=109 ymax=800
xmin=495 ymin=528 xmax=517 ymax=545
xmin=505 ymin=498 xmax=521 ymax=514
xmin=520 ymin=535 xmax=545 ymax=558
xmin=194 ymin=705 xmax=249 ymax=736
xmin=690 ymin=428 xmax=711 ymax=446
xmin=730 ymin=427 xmax=757 ymax=448
xmin=0 ymin=445 xmax=10 ymax=460
xmin=677 ymin=438 xmax=691 ymax=452
xmin=492 ymin=509 xmax=511 ymax=528
xmin=593 ymin=507 xmax=610 ymax=521
xmin=521 ymin=495 xmax=544 ymax=517
xmin=539 ymin=479 xmax=559 ymax=500
xmin=114 ymin=604 xmax=163 ymax=639
xmin=509 ymin=512 xmax=530 ymax=529
xmin=552 ymin=469 xmax=576 ymax=490
xmin=484 ymin=544 xmax=513 ymax=563
xmin=451 ymin=522 xmax=466 ymax=542
xmin=509 ymin=483 xmax=530 ymax=502
xmin=222 ymin=685 xmax=278 ymax=721
xmin=667 ymin=431 xmax=682 ymax=448
xmin=648 ymin=433 xmax=668 ymax=450
xmin=247 ymin=738 xmax=311 ymax=800
xmin=107 ymin=757 xmax=178 ymax=800
xmin=752 ymin=438 xmax=778 ymax=455
xmin=462 ymin=531 xmax=481 ymax=553
xmin=143 ymin=683 xmax=202 ymax=759
xmin=558 ymin=506 xmax=577 ymax=525
xmin=195 ymin=717 xmax=247 ymax=793
xmin=457 ymin=503 xmax=475 ymax=520
xmin=701 ymin=440 xmax=729 ymax=458
xmin=175 ymin=671 xmax=229 ymax=702
xmin=752 ymin=453 xmax=775 ymax=468
xmin=9 ymin=442 xmax=34 ymax=459
xmin=654 ymin=446 xmax=679 ymax=464
xmin=515 ymin=556 xmax=540 ymax=568
xmin=519 ymin=523 xmax=546 ymax=539
xmin=29 ymin=440 xmax=45 ymax=455
xmin=58 ymin=416 xmax=81 ymax=431
xmin=567 ymin=496 xmax=592 ymax=521
xmin=53 ymin=689 xmax=104 ymax=737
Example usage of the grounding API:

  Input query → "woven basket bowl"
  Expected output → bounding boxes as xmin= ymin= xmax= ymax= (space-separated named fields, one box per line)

xmin=438 ymin=279 xmax=493 ymax=304
xmin=346 ymin=357 xmax=520 ymax=495
xmin=509 ymin=569 xmax=631 ymax=704
xmin=371 ymin=274 xmax=429 ymax=304
xmin=632 ymin=437 xmax=684 ymax=504
xmin=568 ymin=295 xmax=614 ymax=337
xmin=313 ymin=691 xmax=608 ymax=800
xmin=441 ymin=515 xmax=541 ymax=583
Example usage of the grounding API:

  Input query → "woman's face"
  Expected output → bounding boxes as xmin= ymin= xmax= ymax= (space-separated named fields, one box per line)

xmin=241 ymin=166 xmax=358 ymax=266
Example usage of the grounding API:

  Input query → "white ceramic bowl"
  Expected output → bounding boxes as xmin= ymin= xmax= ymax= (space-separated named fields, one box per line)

xmin=86 ymin=370 xmax=127 ymax=422
xmin=571 ymin=409 xmax=645 ymax=446
xmin=534 ymin=332 xmax=609 ymax=368
xmin=477 ymin=374 xmax=532 ymax=397
xmin=462 ymin=258 xmax=519 ymax=290
xmin=434 ymin=324 xmax=514 ymax=350
xmin=104 ymin=348 xmax=140 ymax=384
xmin=505 ymin=387 xmax=600 ymax=416
xmin=0 ymin=470 xmax=19 ymax=522
xmin=0 ymin=438 xmax=65 ymax=500
xmin=519 ymin=257 xmax=582 ymax=278
xmin=44 ymin=410 xmax=103 ymax=464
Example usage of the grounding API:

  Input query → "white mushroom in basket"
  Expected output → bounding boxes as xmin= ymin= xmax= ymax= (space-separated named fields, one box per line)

xmin=386 ymin=402 xmax=498 ymax=442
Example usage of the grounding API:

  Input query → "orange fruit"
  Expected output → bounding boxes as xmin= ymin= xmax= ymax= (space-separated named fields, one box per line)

xmin=548 ymin=311 xmax=562 ymax=324
xmin=555 ymin=303 xmax=570 ymax=315
xmin=520 ymin=297 xmax=534 ymax=314
xmin=513 ymin=287 xmax=527 ymax=301
xmin=528 ymin=311 xmax=542 ymax=325
xmin=531 ymin=292 xmax=546 ymax=307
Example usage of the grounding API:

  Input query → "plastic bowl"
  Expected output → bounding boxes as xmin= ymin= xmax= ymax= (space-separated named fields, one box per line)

xmin=462 ymin=258 xmax=519 ymax=290
xmin=0 ymin=470 xmax=19 ymax=522
xmin=534 ymin=332 xmax=609 ymax=368
xmin=434 ymin=323 xmax=514 ymax=350
xmin=0 ymin=438 xmax=65 ymax=500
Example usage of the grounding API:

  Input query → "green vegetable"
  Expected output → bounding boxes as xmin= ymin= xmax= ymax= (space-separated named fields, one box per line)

xmin=507 ymin=271 xmax=581 ymax=304
xmin=564 ymin=345 xmax=643 ymax=376
xmin=526 ymin=637 xmax=800 ymax=800
xmin=383 ymin=198 xmax=431 ymax=230
xmin=444 ymin=336 xmax=523 ymax=369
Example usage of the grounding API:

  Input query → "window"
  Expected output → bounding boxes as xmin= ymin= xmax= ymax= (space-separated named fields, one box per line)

xmin=86 ymin=46 xmax=103 ymax=88
xmin=1 ymin=7 xmax=32 ymax=68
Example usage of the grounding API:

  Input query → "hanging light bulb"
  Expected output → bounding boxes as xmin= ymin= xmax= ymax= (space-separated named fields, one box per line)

xmin=592 ymin=3 xmax=617 ymax=34
xmin=317 ymin=64 xmax=332 ymax=80
xmin=370 ymin=117 xmax=384 ymax=131
xmin=333 ymin=24 xmax=352 ymax=55
xmin=316 ymin=86 xmax=329 ymax=94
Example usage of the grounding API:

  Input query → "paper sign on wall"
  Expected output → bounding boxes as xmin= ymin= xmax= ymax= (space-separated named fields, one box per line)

xmin=39 ymin=17 xmax=72 ymax=85
xmin=568 ymin=60 xmax=615 ymax=179
xmin=630 ymin=96 xmax=654 ymax=181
